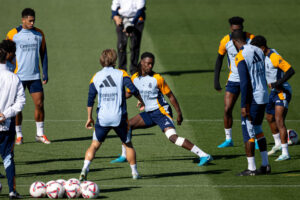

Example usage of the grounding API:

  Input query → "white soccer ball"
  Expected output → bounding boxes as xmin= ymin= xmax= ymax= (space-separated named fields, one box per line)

xmin=288 ymin=129 xmax=298 ymax=145
xmin=65 ymin=180 xmax=81 ymax=199
xmin=29 ymin=181 xmax=46 ymax=198
xmin=46 ymin=181 xmax=64 ymax=199
xmin=68 ymin=178 xmax=81 ymax=185
xmin=46 ymin=180 xmax=57 ymax=187
xmin=81 ymin=181 xmax=100 ymax=199
xmin=56 ymin=179 xmax=66 ymax=197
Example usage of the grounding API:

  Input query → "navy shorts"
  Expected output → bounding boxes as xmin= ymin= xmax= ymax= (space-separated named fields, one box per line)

xmin=241 ymin=102 xmax=266 ymax=142
xmin=0 ymin=117 xmax=15 ymax=161
xmin=93 ymin=115 xmax=130 ymax=143
xmin=225 ymin=81 xmax=240 ymax=95
xmin=140 ymin=107 xmax=175 ymax=132
xmin=21 ymin=79 xmax=43 ymax=93
xmin=266 ymin=90 xmax=291 ymax=115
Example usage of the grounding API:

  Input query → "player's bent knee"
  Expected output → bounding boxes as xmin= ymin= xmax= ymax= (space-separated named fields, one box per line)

xmin=165 ymin=129 xmax=176 ymax=139
xmin=175 ymin=137 xmax=185 ymax=147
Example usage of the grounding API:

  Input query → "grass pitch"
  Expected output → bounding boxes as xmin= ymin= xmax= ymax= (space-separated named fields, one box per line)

xmin=0 ymin=0 xmax=300 ymax=199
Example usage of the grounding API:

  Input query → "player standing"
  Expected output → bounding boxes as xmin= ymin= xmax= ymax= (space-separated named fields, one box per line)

xmin=79 ymin=49 xmax=144 ymax=181
xmin=232 ymin=30 xmax=270 ymax=176
xmin=6 ymin=8 xmax=50 ymax=144
xmin=251 ymin=36 xmax=295 ymax=161
xmin=214 ymin=17 xmax=254 ymax=148
xmin=111 ymin=52 xmax=213 ymax=166
xmin=0 ymin=40 xmax=25 ymax=199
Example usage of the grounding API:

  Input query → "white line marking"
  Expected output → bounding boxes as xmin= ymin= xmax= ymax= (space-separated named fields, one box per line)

xmin=23 ymin=119 xmax=300 ymax=122
xmin=16 ymin=184 xmax=300 ymax=188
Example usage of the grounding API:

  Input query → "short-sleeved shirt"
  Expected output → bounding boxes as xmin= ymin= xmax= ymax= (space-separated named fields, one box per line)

xmin=265 ymin=49 xmax=292 ymax=94
xmin=218 ymin=32 xmax=255 ymax=82
xmin=129 ymin=72 xmax=171 ymax=117
xmin=6 ymin=25 xmax=47 ymax=81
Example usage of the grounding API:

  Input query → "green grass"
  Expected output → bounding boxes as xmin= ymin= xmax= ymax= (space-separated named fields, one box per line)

xmin=0 ymin=0 xmax=300 ymax=199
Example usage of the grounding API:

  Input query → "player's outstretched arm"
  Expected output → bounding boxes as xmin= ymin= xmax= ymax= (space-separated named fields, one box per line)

xmin=214 ymin=54 xmax=225 ymax=91
xmin=166 ymin=91 xmax=183 ymax=125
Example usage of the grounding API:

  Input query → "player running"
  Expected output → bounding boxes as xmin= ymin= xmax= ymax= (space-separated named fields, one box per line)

xmin=214 ymin=17 xmax=255 ymax=148
xmin=6 ymin=8 xmax=50 ymax=144
xmin=79 ymin=49 xmax=144 ymax=181
xmin=232 ymin=30 xmax=270 ymax=176
xmin=111 ymin=52 xmax=213 ymax=166
xmin=251 ymin=36 xmax=295 ymax=161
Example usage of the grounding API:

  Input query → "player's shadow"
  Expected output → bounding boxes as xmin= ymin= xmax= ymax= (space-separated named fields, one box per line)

xmin=159 ymin=69 xmax=214 ymax=76
xmin=101 ymin=186 xmax=141 ymax=194
xmin=268 ymin=169 xmax=300 ymax=175
xmin=17 ymin=155 xmax=120 ymax=165
xmin=209 ymin=154 xmax=245 ymax=161
xmin=17 ymin=167 xmax=122 ymax=177
xmin=142 ymin=169 xmax=229 ymax=179
xmin=50 ymin=133 xmax=154 ymax=143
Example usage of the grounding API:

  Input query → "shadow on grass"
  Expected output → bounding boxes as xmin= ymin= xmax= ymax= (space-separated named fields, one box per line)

xmin=209 ymin=154 xmax=245 ymax=161
xmin=16 ymin=155 xmax=119 ymax=165
xmin=17 ymin=167 xmax=122 ymax=177
xmin=50 ymin=133 xmax=155 ymax=143
xmin=159 ymin=69 xmax=214 ymax=76
xmin=142 ymin=169 xmax=229 ymax=179
xmin=101 ymin=186 xmax=141 ymax=193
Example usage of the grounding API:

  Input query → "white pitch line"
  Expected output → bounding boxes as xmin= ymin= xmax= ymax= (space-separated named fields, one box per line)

xmin=15 ymin=184 xmax=300 ymax=188
xmin=23 ymin=119 xmax=300 ymax=122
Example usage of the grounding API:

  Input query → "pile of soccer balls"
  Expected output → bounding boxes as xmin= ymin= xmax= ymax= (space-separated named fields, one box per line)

xmin=30 ymin=178 xmax=99 ymax=199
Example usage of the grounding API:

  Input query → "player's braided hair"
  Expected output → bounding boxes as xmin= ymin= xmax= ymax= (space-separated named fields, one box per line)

xmin=137 ymin=52 xmax=155 ymax=76
xmin=0 ymin=46 xmax=7 ymax=63
xmin=251 ymin=35 xmax=267 ymax=48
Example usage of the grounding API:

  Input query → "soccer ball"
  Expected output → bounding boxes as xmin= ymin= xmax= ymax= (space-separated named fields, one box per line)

xmin=29 ymin=181 xmax=46 ymax=198
xmin=46 ymin=180 xmax=57 ymax=187
xmin=68 ymin=178 xmax=81 ymax=185
xmin=56 ymin=179 xmax=66 ymax=197
xmin=46 ymin=181 xmax=64 ymax=199
xmin=288 ymin=129 xmax=298 ymax=145
xmin=65 ymin=180 xmax=81 ymax=198
xmin=81 ymin=181 xmax=100 ymax=199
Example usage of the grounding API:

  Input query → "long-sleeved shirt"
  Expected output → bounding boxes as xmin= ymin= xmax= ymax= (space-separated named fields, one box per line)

xmin=0 ymin=63 xmax=26 ymax=131
xmin=88 ymin=67 xmax=139 ymax=127
xmin=235 ymin=44 xmax=268 ymax=108
xmin=6 ymin=26 xmax=48 ymax=81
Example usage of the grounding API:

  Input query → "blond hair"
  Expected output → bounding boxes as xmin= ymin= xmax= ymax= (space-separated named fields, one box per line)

xmin=100 ymin=49 xmax=117 ymax=67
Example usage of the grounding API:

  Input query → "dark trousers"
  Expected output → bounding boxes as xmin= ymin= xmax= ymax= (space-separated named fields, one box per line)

xmin=116 ymin=22 xmax=144 ymax=75
xmin=0 ymin=118 xmax=16 ymax=193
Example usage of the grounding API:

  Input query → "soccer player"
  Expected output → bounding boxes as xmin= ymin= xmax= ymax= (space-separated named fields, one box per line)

xmin=111 ymin=52 xmax=213 ymax=166
xmin=251 ymin=36 xmax=295 ymax=161
xmin=214 ymin=17 xmax=255 ymax=148
xmin=0 ymin=40 xmax=25 ymax=199
xmin=79 ymin=49 xmax=144 ymax=181
xmin=232 ymin=30 xmax=270 ymax=176
xmin=6 ymin=8 xmax=50 ymax=145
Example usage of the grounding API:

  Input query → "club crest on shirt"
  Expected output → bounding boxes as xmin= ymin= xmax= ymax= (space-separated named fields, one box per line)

xmin=148 ymin=83 xmax=152 ymax=88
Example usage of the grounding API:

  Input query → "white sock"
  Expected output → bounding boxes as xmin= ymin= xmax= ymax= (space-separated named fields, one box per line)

xmin=36 ymin=122 xmax=44 ymax=136
xmin=16 ymin=125 xmax=23 ymax=138
xmin=191 ymin=145 xmax=208 ymax=157
xmin=273 ymin=133 xmax=281 ymax=146
xmin=281 ymin=143 xmax=289 ymax=156
xmin=260 ymin=151 xmax=269 ymax=166
xmin=121 ymin=145 xmax=126 ymax=158
xmin=247 ymin=157 xmax=256 ymax=171
xmin=225 ymin=128 xmax=232 ymax=140
xmin=83 ymin=160 xmax=91 ymax=172
xmin=130 ymin=164 xmax=138 ymax=175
